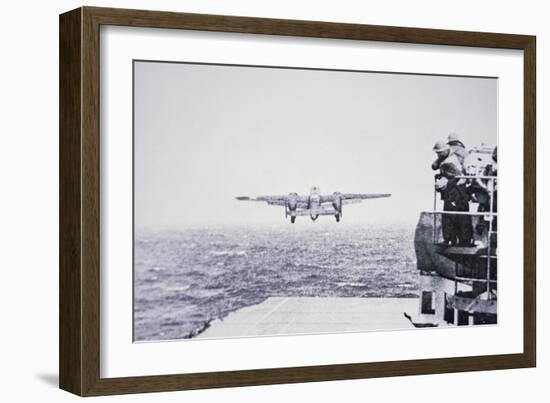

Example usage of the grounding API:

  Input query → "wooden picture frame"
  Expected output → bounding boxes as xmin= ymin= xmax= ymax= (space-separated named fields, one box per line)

xmin=59 ymin=6 xmax=536 ymax=396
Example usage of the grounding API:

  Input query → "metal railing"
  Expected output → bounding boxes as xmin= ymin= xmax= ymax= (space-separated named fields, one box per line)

xmin=431 ymin=174 xmax=497 ymax=298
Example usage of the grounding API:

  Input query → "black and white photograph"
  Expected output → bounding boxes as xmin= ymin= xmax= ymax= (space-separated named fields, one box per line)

xmin=133 ymin=60 xmax=498 ymax=342
xmin=2 ymin=0 xmax=544 ymax=400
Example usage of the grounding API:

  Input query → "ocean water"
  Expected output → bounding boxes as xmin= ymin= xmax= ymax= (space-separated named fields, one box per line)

xmin=134 ymin=224 xmax=418 ymax=341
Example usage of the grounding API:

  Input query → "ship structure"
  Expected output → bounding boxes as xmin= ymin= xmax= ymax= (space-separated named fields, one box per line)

xmin=411 ymin=145 xmax=497 ymax=327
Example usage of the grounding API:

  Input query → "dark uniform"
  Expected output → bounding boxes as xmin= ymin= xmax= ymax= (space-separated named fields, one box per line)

xmin=437 ymin=152 xmax=473 ymax=246
xmin=432 ymin=139 xmax=467 ymax=170
xmin=471 ymin=162 xmax=497 ymax=213
xmin=483 ymin=152 xmax=498 ymax=232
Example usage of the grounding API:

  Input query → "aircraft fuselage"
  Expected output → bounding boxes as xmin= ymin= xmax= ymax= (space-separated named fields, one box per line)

xmin=308 ymin=187 xmax=322 ymax=221
xmin=236 ymin=186 xmax=390 ymax=224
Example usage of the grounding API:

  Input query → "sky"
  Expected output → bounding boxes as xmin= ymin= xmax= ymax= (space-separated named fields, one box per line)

xmin=133 ymin=61 xmax=497 ymax=229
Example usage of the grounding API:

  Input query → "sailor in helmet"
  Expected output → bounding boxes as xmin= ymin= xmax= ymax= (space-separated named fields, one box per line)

xmin=432 ymin=132 xmax=467 ymax=170
xmin=432 ymin=140 xmax=473 ymax=246
xmin=446 ymin=132 xmax=467 ymax=165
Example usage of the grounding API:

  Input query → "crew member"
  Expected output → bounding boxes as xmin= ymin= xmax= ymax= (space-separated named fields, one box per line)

xmin=483 ymin=146 xmax=498 ymax=231
xmin=432 ymin=132 xmax=467 ymax=170
xmin=447 ymin=132 xmax=467 ymax=165
xmin=432 ymin=140 xmax=473 ymax=246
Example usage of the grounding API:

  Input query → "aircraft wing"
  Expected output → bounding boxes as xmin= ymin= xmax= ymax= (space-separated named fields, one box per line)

xmin=320 ymin=193 xmax=391 ymax=204
xmin=340 ymin=193 xmax=391 ymax=200
xmin=236 ymin=195 xmax=308 ymax=208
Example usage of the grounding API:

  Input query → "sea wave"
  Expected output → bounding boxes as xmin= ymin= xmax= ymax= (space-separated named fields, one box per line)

xmin=209 ymin=250 xmax=248 ymax=258
xmin=134 ymin=225 xmax=418 ymax=341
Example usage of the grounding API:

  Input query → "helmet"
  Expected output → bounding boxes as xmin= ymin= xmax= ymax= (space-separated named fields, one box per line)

xmin=447 ymin=132 xmax=460 ymax=142
xmin=432 ymin=140 xmax=449 ymax=153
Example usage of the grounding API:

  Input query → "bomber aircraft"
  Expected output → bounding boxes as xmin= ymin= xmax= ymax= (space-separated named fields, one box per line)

xmin=236 ymin=186 xmax=391 ymax=223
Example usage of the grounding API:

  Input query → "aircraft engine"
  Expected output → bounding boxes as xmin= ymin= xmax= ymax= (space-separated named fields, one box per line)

xmin=287 ymin=192 xmax=298 ymax=211
xmin=286 ymin=192 xmax=299 ymax=223
xmin=330 ymin=192 xmax=343 ymax=222
xmin=331 ymin=192 xmax=343 ymax=213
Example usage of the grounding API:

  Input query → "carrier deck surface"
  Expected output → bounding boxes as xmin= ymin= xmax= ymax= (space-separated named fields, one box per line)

xmin=197 ymin=297 xmax=417 ymax=339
